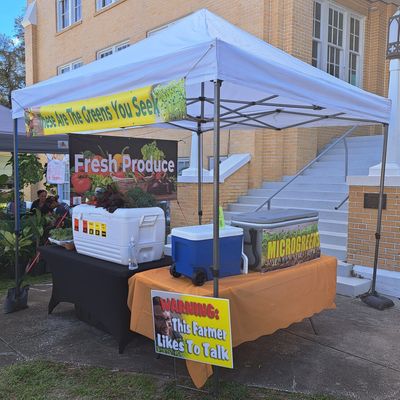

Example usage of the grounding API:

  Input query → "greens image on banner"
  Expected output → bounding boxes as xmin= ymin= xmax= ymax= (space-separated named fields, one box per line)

xmin=69 ymin=134 xmax=177 ymax=205
xmin=24 ymin=79 xmax=186 ymax=136
xmin=151 ymin=290 xmax=233 ymax=369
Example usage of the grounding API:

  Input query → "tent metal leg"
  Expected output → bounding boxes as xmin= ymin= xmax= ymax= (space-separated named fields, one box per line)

xmin=212 ymin=79 xmax=222 ymax=299
xmin=13 ymin=118 xmax=20 ymax=295
xmin=361 ymin=123 xmax=394 ymax=310
xmin=212 ymin=79 xmax=222 ymax=397
xmin=371 ymin=123 xmax=389 ymax=294
xmin=197 ymin=82 xmax=205 ymax=226
xmin=197 ymin=129 xmax=202 ymax=225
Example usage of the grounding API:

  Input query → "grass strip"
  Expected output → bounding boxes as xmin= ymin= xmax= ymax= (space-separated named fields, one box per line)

xmin=0 ymin=360 xmax=344 ymax=400
xmin=0 ymin=273 xmax=52 ymax=296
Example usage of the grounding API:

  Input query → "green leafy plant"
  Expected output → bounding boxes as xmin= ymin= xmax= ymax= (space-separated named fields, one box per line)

xmin=6 ymin=154 xmax=44 ymax=190
xmin=95 ymin=184 xmax=157 ymax=213
xmin=0 ymin=227 xmax=34 ymax=277
xmin=49 ymin=227 xmax=73 ymax=241
xmin=126 ymin=187 xmax=157 ymax=208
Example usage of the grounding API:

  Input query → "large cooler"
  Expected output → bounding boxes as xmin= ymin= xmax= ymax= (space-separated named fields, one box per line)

xmin=72 ymin=204 xmax=165 ymax=265
xmin=171 ymin=224 xmax=244 ymax=285
xmin=230 ymin=209 xmax=320 ymax=272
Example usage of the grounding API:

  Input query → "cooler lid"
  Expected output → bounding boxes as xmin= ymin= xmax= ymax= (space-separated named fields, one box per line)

xmin=72 ymin=204 xmax=163 ymax=218
xmin=230 ymin=209 xmax=318 ymax=224
xmin=171 ymin=224 xmax=243 ymax=241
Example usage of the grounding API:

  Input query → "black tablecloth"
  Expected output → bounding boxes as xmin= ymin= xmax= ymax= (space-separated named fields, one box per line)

xmin=39 ymin=245 xmax=171 ymax=353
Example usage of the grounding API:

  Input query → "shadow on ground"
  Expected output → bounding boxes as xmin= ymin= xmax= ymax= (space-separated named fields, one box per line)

xmin=1 ymin=284 xmax=399 ymax=400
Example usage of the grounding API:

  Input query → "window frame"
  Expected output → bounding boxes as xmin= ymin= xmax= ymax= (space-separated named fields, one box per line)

xmin=312 ymin=0 xmax=364 ymax=87
xmin=96 ymin=0 xmax=118 ymax=11
xmin=56 ymin=0 xmax=82 ymax=32
xmin=96 ymin=40 xmax=130 ymax=59
xmin=57 ymin=59 xmax=83 ymax=75
xmin=177 ymin=157 xmax=190 ymax=176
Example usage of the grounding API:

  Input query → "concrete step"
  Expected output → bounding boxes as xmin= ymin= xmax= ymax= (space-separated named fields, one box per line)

xmin=247 ymin=189 xmax=346 ymax=200
xmin=321 ymin=243 xmax=347 ymax=260
xmin=262 ymin=182 xmax=349 ymax=192
xmin=319 ymin=219 xmax=348 ymax=233
xmin=328 ymin=148 xmax=382 ymax=156
xmin=320 ymin=154 xmax=381 ymax=162
xmin=315 ymin=160 xmax=381 ymax=168
xmin=337 ymin=261 xmax=354 ymax=277
xmin=227 ymin=204 xmax=349 ymax=222
xmin=303 ymin=168 xmax=369 ymax=176
xmin=236 ymin=197 xmax=347 ymax=211
xmin=282 ymin=175 xmax=347 ymax=184
xmin=319 ymin=230 xmax=347 ymax=247
xmin=346 ymin=135 xmax=382 ymax=141
xmin=336 ymin=276 xmax=371 ymax=297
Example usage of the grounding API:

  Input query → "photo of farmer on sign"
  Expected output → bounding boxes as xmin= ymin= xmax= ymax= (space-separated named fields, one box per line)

xmin=69 ymin=134 xmax=177 ymax=206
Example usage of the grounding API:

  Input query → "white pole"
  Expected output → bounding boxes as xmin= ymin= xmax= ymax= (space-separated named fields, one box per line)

xmin=369 ymin=57 xmax=400 ymax=175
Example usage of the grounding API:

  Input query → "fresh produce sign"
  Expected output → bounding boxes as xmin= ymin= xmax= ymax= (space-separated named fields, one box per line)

xmin=25 ymin=79 xmax=186 ymax=136
xmin=261 ymin=222 xmax=320 ymax=272
xmin=69 ymin=134 xmax=177 ymax=204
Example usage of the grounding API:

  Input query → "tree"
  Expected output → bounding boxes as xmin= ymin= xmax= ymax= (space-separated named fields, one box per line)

xmin=0 ymin=16 xmax=25 ymax=108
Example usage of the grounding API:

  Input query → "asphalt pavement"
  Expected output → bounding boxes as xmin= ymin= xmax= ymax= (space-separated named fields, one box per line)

xmin=1 ymin=283 xmax=399 ymax=400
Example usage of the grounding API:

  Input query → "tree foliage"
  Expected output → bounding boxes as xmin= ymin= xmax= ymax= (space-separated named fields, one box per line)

xmin=6 ymin=153 xmax=44 ymax=190
xmin=0 ymin=16 xmax=25 ymax=108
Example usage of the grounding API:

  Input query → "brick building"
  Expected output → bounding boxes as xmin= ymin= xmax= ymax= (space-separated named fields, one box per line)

xmin=22 ymin=0 xmax=400 ymax=292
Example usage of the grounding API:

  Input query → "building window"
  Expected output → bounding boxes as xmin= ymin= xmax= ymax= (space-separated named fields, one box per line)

xmin=57 ymin=161 xmax=70 ymax=203
xmin=57 ymin=0 xmax=81 ymax=31
xmin=177 ymin=157 xmax=190 ymax=176
xmin=312 ymin=1 xmax=363 ymax=87
xmin=147 ymin=21 xmax=177 ymax=37
xmin=96 ymin=40 xmax=129 ymax=59
xmin=96 ymin=0 xmax=118 ymax=11
xmin=312 ymin=1 xmax=321 ymax=68
xmin=57 ymin=59 xmax=83 ymax=75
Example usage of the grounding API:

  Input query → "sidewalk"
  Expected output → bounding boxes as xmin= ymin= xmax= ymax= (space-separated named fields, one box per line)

xmin=1 ymin=283 xmax=399 ymax=400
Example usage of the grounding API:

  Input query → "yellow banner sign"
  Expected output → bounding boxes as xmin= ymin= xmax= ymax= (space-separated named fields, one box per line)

xmin=151 ymin=290 xmax=233 ymax=369
xmin=24 ymin=79 xmax=186 ymax=136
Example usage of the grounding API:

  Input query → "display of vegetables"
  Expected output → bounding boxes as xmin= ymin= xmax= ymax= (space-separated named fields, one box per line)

xmin=49 ymin=227 xmax=73 ymax=241
xmin=95 ymin=185 xmax=156 ymax=213
xmin=141 ymin=141 xmax=165 ymax=161
xmin=71 ymin=172 xmax=92 ymax=194
xmin=151 ymin=79 xmax=186 ymax=121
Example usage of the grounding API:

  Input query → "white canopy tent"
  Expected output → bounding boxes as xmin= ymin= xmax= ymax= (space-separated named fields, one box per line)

xmin=0 ymin=105 xmax=68 ymax=153
xmin=11 ymin=9 xmax=391 ymax=305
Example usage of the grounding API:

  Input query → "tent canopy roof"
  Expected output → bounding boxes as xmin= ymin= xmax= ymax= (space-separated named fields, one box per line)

xmin=12 ymin=9 xmax=391 ymax=131
xmin=0 ymin=105 xmax=68 ymax=153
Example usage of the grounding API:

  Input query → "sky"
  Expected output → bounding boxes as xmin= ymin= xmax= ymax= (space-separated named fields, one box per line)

xmin=0 ymin=0 xmax=26 ymax=37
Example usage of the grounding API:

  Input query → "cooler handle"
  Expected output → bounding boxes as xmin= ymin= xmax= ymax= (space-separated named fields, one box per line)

xmin=140 ymin=215 xmax=158 ymax=227
xmin=87 ymin=213 xmax=103 ymax=218
xmin=241 ymin=253 xmax=248 ymax=274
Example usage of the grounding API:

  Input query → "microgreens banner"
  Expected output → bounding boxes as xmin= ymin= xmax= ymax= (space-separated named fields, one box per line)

xmin=151 ymin=290 xmax=233 ymax=369
xmin=25 ymin=79 xmax=186 ymax=136
xmin=261 ymin=222 xmax=321 ymax=272
xmin=69 ymin=134 xmax=177 ymax=204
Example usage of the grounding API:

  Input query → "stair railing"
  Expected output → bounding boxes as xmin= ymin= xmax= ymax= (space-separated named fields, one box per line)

xmin=254 ymin=125 xmax=358 ymax=212
xmin=334 ymin=195 xmax=349 ymax=210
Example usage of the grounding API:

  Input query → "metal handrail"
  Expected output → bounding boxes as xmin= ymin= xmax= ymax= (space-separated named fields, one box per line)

xmin=335 ymin=195 xmax=349 ymax=210
xmin=254 ymin=125 xmax=358 ymax=212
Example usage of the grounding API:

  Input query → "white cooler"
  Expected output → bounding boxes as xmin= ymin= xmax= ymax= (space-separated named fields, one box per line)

xmin=72 ymin=204 xmax=165 ymax=265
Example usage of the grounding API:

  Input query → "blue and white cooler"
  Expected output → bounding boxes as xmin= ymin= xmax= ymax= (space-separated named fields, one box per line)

xmin=170 ymin=224 xmax=244 ymax=286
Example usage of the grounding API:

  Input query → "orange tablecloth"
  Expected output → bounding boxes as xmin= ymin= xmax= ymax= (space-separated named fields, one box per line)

xmin=127 ymin=255 xmax=337 ymax=388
